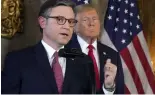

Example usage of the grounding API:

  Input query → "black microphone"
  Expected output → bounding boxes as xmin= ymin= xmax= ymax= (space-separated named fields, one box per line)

xmin=59 ymin=48 xmax=96 ymax=94
xmin=58 ymin=48 xmax=84 ymax=58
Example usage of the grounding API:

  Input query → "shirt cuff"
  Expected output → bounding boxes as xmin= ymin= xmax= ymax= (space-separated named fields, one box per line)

xmin=102 ymin=84 xmax=115 ymax=94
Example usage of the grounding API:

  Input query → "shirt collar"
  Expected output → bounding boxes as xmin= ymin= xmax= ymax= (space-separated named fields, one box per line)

xmin=41 ymin=40 xmax=64 ymax=59
xmin=77 ymin=35 xmax=97 ymax=50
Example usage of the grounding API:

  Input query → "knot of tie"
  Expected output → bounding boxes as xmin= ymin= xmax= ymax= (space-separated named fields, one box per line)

xmin=52 ymin=51 xmax=59 ymax=63
xmin=88 ymin=44 xmax=94 ymax=51
xmin=53 ymin=51 xmax=58 ymax=57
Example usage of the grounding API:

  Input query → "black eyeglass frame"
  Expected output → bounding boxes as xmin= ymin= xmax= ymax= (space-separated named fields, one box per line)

xmin=45 ymin=16 xmax=78 ymax=27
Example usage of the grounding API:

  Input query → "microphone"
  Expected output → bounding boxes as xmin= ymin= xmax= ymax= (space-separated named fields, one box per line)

xmin=59 ymin=48 xmax=96 ymax=94
xmin=58 ymin=48 xmax=84 ymax=58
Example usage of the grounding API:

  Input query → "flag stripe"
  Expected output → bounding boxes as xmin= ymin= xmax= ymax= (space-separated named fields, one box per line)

xmin=127 ymin=41 xmax=153 ymax=93
xmin=133 ymin=35 xmax=155 ymax=93
xmin=121 ymin=56 xmax=138 ymax=93
xmin=120 ymin=48 xmax=144 ymax=93
xmin=138 ymin=32 xmax=153 ymax=69
xmin=125 ymin=85 xmax=130 ymax=94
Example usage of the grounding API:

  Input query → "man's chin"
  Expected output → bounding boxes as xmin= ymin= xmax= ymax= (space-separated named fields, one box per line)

xmin=59 ymin=41 xmax=69 ymax=46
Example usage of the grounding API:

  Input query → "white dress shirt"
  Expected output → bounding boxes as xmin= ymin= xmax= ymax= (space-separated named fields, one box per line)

xmin=41 ymin=40 xmax=66 ymax=77
xmin=77 ymin=35 xmax=114 ymax=94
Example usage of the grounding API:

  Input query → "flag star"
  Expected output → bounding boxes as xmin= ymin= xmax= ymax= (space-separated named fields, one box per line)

xmin=108 ymin=15 xmax=112 ymax=20
xmin=125 ymin=0 xmax=128 ymax=4
xmin=121 ymin=39 xmax=126 ymax=44
xmin=130 ymin=3 xmax=135 ymax=7
xmin=123 ymin=29 xmax=127 ymax=34
xmin=84 ymin=0 xmax=89 ymax=4
xmin=123 ymin=19 xmax=128 ymax=24
xmin=77 ymin=0 xmax=81 ymax=1
xmin=124 ymin=9 xmax=128 ymax=14
xmin=114 ymin=27 xmax=118 ymax=32
xmin=116 ymin=18 xmax=119 ymax=22
xmin=110 ymin=6 xmax=114 ymax=10
xmin=130 ymin=32 xmax=132 ymax=35
xmin=130 ymin=13 xmax=133 ymax=17
xmin=118 ymin=0 xmax=121 ymax=2
xmin=136 ymin=24 xmax=140 ymax=29
xmin=130 ymin=22 xmax=132 ymax=26
xmin=117 ymin=8 xmax=120 ymax=12
xmin=137 ymin=15 xmax=140 ymax=19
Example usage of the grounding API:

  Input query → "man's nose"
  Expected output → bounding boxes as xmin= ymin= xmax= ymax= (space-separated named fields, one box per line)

xmin=88 ymin=19 xmax=95 ymax=26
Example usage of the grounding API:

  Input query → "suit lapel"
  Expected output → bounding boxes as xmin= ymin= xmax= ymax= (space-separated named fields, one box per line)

xmin=97 ymin=42 xmax=109 ymax=86
xmin=34 ymin=42 xmax=58 ymax=93
xmin=62 ymin=58 xmax=75 ymax=93
xmin=62 ymin=43 xmax=78 ymax=93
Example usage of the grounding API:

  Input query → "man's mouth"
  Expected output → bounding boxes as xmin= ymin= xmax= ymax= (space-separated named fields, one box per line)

xmin=60 ymin=33 xmax=69 ymax=36
xmin=106 ymin=74 xmax=110 ymax=78
xmin=89 ymin=29 xmax=94 ymax=32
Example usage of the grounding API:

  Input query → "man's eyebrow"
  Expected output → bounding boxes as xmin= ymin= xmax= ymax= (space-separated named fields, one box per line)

xmin=83 ymin=17 xmax=89 ymax=19
xmin=92 ymin=16 xmax=98 ymax=19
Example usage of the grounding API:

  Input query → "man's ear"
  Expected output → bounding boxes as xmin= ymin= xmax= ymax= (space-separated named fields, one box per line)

xmin=38 ymin=16 xmax=46 ymax=29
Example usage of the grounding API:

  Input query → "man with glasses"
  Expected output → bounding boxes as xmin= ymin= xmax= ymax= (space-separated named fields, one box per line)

xmin=1 ymin=0 xmax=95 ymax=94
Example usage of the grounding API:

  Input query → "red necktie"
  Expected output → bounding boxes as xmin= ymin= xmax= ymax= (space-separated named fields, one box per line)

xmin=52 ymin=51 xmax=63 ymax=93
xmin=88 ymin=45 xmax=101 ymax=90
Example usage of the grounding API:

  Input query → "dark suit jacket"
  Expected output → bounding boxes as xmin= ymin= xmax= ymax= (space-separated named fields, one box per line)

xmin=1 ymin=42 xmax=95 ymax=94
xmin=65 ymin=33 xmax=124 ymax=94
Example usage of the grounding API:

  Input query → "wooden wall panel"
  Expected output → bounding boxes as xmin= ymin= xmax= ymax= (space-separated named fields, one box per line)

xmin=138 ymin=0 xmax=155 ymax=73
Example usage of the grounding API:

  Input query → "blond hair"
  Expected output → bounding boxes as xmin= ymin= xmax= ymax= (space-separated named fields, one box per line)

xmin=74 ymin=4 xmax=99 ymax=16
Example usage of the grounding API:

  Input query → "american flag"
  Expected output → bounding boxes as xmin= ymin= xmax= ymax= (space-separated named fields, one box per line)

xmin=101 ymin=0 xmax=155 ymax=94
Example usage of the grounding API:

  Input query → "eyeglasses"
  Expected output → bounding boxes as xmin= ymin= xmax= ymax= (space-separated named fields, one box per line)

xmin=45 ymin=16 xmax=78 ymax=27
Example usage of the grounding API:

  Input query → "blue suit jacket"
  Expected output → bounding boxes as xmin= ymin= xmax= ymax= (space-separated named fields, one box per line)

xmin=1 ymin=42 xmax=95 ymax=94
xmin=65 ymin=33 xmax=124 ymax=94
